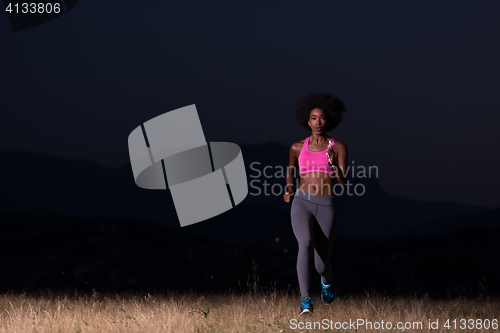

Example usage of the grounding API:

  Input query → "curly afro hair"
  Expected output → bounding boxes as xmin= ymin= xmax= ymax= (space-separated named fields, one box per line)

xmin=294 ymin=92 xmax=347 ymax=132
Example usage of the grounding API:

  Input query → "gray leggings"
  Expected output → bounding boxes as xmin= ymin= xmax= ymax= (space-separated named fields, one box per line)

xmin=290 ymin=189 xmax=337 ymax=298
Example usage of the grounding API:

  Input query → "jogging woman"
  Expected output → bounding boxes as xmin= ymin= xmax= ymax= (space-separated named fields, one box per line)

xmin=283 ymin=92 xmax=348 ymax=316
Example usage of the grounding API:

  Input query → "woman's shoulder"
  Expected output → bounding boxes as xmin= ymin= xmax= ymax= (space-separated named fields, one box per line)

xmin=332 ymin=139 xmax=347 ymax=151
xmin=289 ymin=138 xmax=307 ymax=156
xmin=291 ymin=137 xmax=307 ymax=149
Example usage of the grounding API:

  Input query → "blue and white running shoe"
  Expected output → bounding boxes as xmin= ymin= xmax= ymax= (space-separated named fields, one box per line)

xmin=299 ymin=297 xmax=313 ymax=316
xmin=320 ymin=276 xmax=335 ymax=304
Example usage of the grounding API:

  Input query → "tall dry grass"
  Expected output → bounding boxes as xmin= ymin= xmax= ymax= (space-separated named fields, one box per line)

xmin=0 ymin=288 xmax=498 ymax=332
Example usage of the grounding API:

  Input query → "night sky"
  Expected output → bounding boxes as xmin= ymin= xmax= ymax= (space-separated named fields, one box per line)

xmin=1 ymin=0 xmax=499 ymax=208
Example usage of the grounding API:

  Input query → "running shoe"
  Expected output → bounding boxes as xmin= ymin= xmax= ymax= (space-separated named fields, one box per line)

xmin=320 ymin=276 xmax=335 ymax=304
xmin=299 ymin=297 xmax=313 ymax=316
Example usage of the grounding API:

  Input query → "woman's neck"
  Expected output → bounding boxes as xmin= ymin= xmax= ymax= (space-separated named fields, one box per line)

xmin=309 ymin=133 xmax=329 ymax=144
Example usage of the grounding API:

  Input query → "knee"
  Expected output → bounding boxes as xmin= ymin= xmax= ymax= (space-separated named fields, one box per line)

xmin=298 ymin=240 xmax=313 ymax=253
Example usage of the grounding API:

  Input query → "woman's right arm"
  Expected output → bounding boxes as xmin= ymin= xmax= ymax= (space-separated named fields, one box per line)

xmin=284 ymin=143 xmax=299 ymax=203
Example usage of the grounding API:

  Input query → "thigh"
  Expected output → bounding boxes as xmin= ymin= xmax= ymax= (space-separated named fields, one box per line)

xmin=314 ymin=204 xmax=337 ymax=238
xmin=313 ymin=204 xmax=337 ymax=252
xmin=290 ymin=198 xmax=315 ymax=241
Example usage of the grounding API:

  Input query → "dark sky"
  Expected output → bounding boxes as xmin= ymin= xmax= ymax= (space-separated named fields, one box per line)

xmin=1 ymin=0 xmax=499 ymax=208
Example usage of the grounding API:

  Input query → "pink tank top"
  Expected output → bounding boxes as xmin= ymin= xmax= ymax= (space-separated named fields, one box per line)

xmin=298 ymin=136 xmax=335 ymax=175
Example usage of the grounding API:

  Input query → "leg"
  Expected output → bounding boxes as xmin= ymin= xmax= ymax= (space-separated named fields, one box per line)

xmin=290 ymin=197 xmax=316 ymax=299
xmin=313 ymin=203 xmax=337 ymax=282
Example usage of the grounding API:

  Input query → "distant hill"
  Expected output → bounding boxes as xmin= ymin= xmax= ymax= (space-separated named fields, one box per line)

xmin=0 ymin=144 xmax=494 ymax=240
xmin=401 ymin=208 xmax=500 ymax=236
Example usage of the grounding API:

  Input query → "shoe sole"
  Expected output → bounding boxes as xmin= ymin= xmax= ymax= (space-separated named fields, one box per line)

xmin=299 ymin=309 xmax=312 ymax=316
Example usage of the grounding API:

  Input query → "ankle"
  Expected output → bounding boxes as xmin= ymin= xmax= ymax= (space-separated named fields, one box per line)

xmin=322 ymin=276 xmax=332 ymax=286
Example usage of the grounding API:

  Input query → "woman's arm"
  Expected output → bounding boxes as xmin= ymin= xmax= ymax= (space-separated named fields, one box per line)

xmin=328 ymin=141 xmax=349 ymax=187
xmin=284 ymin=143 xmax=299 ymax=202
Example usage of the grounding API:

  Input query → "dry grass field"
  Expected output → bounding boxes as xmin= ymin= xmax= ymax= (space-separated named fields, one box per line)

xmin=0 ymin=288 xmax=498 ymax=333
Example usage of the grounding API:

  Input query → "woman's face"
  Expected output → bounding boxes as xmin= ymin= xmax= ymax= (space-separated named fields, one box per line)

xmin=307 ymin=108 xmax=328 ymax=133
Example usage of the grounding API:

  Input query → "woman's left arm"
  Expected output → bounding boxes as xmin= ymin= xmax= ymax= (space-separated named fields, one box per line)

xmin=328 ymin=141 xmax=349 ymax=187
xmin=336 ymin=141 xmax=348 ymax=186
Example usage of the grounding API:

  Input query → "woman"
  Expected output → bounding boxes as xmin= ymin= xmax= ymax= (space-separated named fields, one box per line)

xmin=283 ymin=92 xmax=348 ymax=316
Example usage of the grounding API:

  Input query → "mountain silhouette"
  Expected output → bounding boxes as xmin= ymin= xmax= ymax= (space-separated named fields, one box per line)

xmin=401 ymin=208 xmax=500 ymax=236
xmin=0 ymin=143 xmax=493 ymax=243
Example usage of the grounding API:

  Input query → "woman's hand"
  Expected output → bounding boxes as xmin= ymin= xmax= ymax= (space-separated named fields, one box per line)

xmin=283 ymin=191 xmax=294 ymax=203
xmin=327 ymin=148 xmax=338 ymax=166
xmin=327 ymin=143 xmax=339 ymax=172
